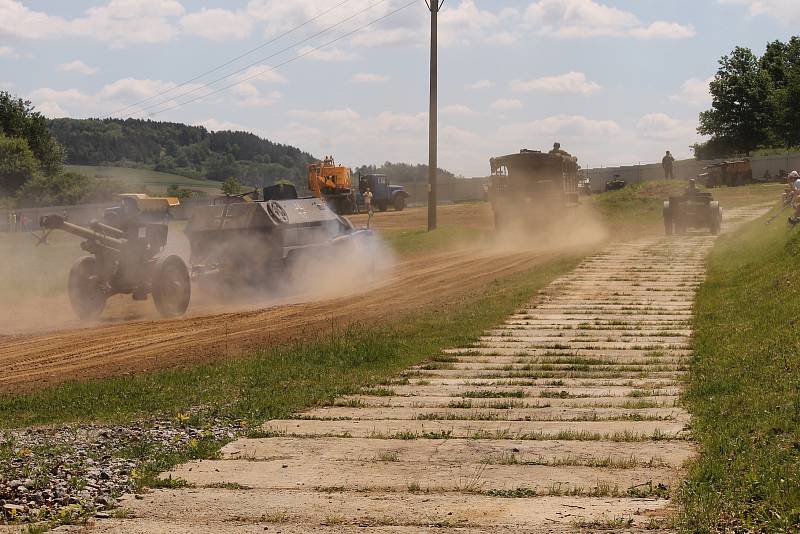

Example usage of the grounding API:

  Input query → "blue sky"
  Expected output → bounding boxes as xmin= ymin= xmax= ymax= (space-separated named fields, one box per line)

xmin=1 ymin=0 xmax=797 ymax=176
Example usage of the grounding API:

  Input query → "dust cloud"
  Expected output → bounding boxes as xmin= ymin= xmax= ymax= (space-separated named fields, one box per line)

xmin=488 ymin=204 xmax=609 ymax=255
xmin=0 ymin=215 xmax=396 ymax=337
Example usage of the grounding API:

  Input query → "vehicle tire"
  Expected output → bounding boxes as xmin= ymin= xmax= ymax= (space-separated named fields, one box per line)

xmin=68 ymin=256 xmax=107 ymax=319
xmin=152 ymin=255 xmax=191 ymax=318
xmin=394 ymin=195 xmax=406 ymax=211
xmin=378 ymin=201 xmax=388 ymax=212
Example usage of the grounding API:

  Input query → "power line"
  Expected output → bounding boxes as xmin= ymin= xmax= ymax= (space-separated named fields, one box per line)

xmin=104 ymin=0 xmax=353 ymax=119
xmin=144 ymin=0 xmax=417 ymax=118
xmin=118 ymin=0 xmax=392 ymax=119
xmin=148 ymin=0 xmax=417 ymax=117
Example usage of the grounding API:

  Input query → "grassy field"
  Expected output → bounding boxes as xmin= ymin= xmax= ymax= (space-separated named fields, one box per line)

xmin=0 ymin=255 xmax=585 ymax=427
xmin=680 ymin=205 xmax=800 ymax=532
xmin=67 ymin=165 xmax=221 ymax=195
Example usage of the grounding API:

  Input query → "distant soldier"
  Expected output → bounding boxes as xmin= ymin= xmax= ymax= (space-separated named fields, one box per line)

xmin=662 ymin=151 xmax=675 ymax=180
xmin=10 ymin=211 xmax=17 ymax=233
xmin=363 ymin=188 xmax=374 ymax=216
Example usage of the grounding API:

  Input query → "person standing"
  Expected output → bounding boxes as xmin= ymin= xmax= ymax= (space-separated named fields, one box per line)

xmin=363 ymin=188 xmax=374 ymax=216
xmin=662 ymin=151 xmax=675 ymax=179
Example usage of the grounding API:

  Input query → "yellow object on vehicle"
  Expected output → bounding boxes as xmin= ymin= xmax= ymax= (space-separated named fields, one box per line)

xmin=307 ymin=155 xmax=356 ymax=213
xmin=118 ymin=193 xmax=180 ymax=212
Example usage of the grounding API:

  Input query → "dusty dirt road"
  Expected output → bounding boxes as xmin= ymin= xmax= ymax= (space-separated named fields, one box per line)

xmin=0 ymin=244 xmax=571 ymax=394
xmin=82 ymin=206 xmax=766 ymax=533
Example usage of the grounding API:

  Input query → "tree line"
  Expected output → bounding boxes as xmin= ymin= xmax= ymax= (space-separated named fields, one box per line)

xmin=0 ymin=91 xmax=121 ymax=207
xmin=48 ymin=117 xmax=316 ymax=188
xmin=695 ymin=36 xmax=800 ymax=159
xmin=354 ymin=161 xmax=460 ymax=184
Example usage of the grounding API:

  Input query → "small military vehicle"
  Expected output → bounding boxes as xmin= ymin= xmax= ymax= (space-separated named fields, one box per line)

xmin=663 ymin=180 xmax=722 ymax=235
xmin=185 ymin=184 xmax=375 ymax=293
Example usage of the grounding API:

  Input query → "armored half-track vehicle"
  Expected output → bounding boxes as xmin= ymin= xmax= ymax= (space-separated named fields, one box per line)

xmin=488 ymin=148 xmax=580 ymax=229
xmin=663 ymin=180 xmax=722 ymax=235
xmin=185 ymin=184 xmax=374 ymax=293
xmin=40 ymin=194 xmax=190 ymax=319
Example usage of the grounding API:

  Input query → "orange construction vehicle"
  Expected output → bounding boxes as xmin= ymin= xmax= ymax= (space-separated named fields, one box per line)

xmin=307 ymin=155 xmax=356 ymax=214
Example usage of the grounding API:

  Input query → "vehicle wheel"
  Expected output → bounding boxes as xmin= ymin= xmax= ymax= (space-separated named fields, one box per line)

xmin=152 ymin=255 xmax=191 ymax=318
xmin=68 ymin=256 xmax=107 ymax=319
xmin=394 ymin=195 xmax=406 ymax=211
xmin=378 ymin=201 xmax=388 ymax=212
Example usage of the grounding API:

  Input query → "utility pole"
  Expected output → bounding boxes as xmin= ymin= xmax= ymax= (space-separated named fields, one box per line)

xmin=426 ymin=0 xmax=443 ymax=231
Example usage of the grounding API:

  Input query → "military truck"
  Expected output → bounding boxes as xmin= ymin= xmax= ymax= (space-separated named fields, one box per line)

xmin=488 ymin=148 xmax=580 ymax=229
xmin=698 ymin=160 xmax=753 ymax=188
xmin=356 ymin=174 xmax=409 ymax=212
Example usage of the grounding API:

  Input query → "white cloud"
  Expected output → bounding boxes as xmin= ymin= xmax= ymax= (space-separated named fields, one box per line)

xmin=230 ymin=84 xmax=282 ymax=107
xmin=719 ymin=0 xmax=800 ymax=24
xmin=439 ymin=0 xmax=520 ymax=47
xmin=289 ymin=108 xmax=361 ymax=122
xmin=466 ymin=79 xmax=495 ymax=90
xmin=524 ymin=0 xmax=695 ymax=39
xmin=350 ymin=73 xmax=391 ymax=84
xmin=297 ymin=46 xmax=357 ymax=62
xmin=70 ymin=0 xmax=185 ymax=47
xmin=235 ymin=66 xmax=287 ymax=85
xmin=630 ymin=21 xmax=697 ymax=39
xmin=510 ymin=72 xmax=601 ymax=96
xmin=374 ymin=111 xmax=427 ymax=132
xmin=194 ymin=118 xmax=248 ymax=132
xmin=636 ymin=113 xmax=698 ymax=141
xmin=499 ymin=115 xmax=621 ymax=139
xmin=670 ymin=77 xmax=714 ymax=107
xmin=442 ymin=104 xmax=475 ymax=116
xmin=27 ymin=77 xmax=217 ymax=118
xmin=179 ymin=8 xmax=253 ymax=41
xmin=490 ymin=98 xmax=523 ymax=112
xmin=57 ymin=60 xmax=98 ymax=75
xmin=0 ymin=0 xmax=272 ymax=46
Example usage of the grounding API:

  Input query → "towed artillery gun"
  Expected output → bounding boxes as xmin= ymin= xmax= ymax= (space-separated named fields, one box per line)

xmin=185 ymin=183 xmax=375 ymax=293
xmin=40 ymin=194 xmax=190 ymax=319
xmin=488 ymin=147 xmax=580 ymax=229
xmin=662 ymin=180 xmax=722 ymax=235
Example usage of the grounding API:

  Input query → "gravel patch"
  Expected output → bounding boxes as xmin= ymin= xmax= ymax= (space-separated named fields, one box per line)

xmin=0 ymin=418 xmax=241 ymax=525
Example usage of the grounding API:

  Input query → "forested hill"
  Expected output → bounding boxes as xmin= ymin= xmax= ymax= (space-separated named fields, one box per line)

xmin=47 ymin=118 xmax=316 ymax=186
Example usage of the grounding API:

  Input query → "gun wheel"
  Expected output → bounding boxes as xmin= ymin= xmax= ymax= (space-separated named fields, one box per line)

xmin=68 ymin=256 xmax=107 ymax=319
xmin=152 ymin=255 xmax=191 ymax=318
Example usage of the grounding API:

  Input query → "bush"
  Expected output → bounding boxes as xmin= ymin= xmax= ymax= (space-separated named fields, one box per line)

xmin=16 ymin=172 xmax=123 ymax=207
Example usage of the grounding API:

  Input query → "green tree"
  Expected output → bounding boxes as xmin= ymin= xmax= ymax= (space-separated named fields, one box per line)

xmin=698 ymin=47 xmax=774 ymax=155
xmin=0 ymin=91 xmax=64 ymax=175
xmin=221 ymin=177 xmax=242 ymax=196
xmin=0 ymin=134 xmax=39 ymax=194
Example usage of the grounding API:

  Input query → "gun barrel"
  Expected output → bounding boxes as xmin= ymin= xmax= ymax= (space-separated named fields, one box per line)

xmin=40 ymin=215 xmax=126 ymax=249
